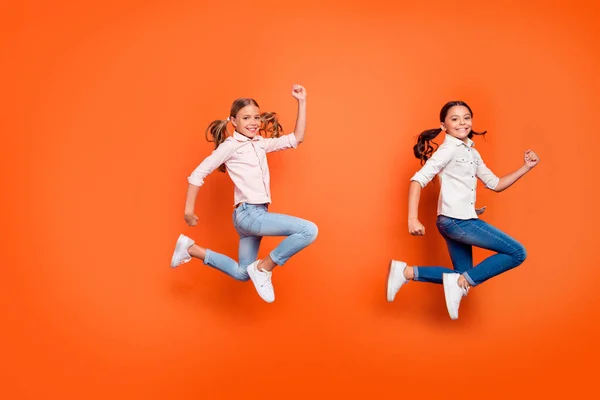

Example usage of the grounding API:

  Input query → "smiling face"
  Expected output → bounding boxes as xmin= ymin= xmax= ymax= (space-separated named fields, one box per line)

xmin=227 ymin=98 xmax=261 ymax=139
xmin=230 ymin=104 xmax=261 ymax=138
xmin=441 ymin=105 xmax=472 ymax=143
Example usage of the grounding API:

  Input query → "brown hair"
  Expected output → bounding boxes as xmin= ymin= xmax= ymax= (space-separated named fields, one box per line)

xmin=205 ymin=98 xmax=284 ymax=172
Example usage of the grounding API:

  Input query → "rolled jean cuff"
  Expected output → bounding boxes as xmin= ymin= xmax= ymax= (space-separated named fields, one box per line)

xmin=203 ymin=249 xmax=214 ymax=265
xmin=269 ymin=250 xmax=285 ymax=266
xmin=463 ymin=271 xmax=476 ymax=287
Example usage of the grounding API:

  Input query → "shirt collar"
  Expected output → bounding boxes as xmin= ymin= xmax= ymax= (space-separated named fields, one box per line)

xmin=233 ymin=131 xmax=261 ymax=142
xmin=445 ymin=133 xmax=474 ymax=148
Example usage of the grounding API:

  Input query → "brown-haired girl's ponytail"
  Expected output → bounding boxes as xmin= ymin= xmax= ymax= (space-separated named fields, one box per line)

xmin=205 ymin=118 xmax=230 ymax=172
xmin=260 ymin=112 xmax=283 ymax=138
xmin=413 ymin=128 xmax=443 ymax=165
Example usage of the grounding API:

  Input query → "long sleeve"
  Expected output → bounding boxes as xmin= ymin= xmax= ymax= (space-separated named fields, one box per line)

xmin=262 ymin=133 xmax=299 ymax=153
xmin=410 ymin=144 xmax=455 ymax=188
xmin=474 ymin=150 xmax=500 ymax=190
xmin=187 ymin=141 xmax=234 ymax=187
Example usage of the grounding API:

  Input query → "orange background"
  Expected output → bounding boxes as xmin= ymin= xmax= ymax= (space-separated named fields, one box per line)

xmin=2 ymin=0 xmax=600 ymax=398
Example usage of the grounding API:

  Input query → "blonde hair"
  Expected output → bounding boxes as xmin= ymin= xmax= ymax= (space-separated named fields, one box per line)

xmin=205 ymin=98 xmax=284 ymax=172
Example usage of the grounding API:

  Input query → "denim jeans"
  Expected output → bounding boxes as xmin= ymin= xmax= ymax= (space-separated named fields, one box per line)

xmin=414 ymin=215 xmax=527 ymax=286
xmin=203 ymin=203 xmax=318 ymax=281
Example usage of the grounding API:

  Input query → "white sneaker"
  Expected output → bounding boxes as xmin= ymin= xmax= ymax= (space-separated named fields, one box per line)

xmin=387 ymin=260 xmax=408 ymax=302
xmin=443 ymin=273 xmax=469 ymax=320
xmin=247 ymin=260 xmax=275 ymax=303
xmin=170 ymin=234 xmax=194 ymax=268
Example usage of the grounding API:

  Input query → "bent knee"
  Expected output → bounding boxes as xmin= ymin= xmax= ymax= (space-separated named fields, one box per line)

xmin=303 ymin=221 xmax=318 ymax=243
xmin=234 ymin=267 xmax=250 ymax=282
xmin=512 ymin=244 xmax=527 ymax=265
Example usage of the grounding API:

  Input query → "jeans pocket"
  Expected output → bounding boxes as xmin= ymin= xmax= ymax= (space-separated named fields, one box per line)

xmin=233 ymin=207 xmax=249 ymax=228
xmin=437 ymin=216 xmax=466 ymax=240
xmin=235 ymin=208 xmax=263 ymax=235
xmin=437 ymin=215 xmax=453 ymax=228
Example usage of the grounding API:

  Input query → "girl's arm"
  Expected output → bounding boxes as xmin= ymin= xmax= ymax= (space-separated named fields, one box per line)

xmin=184 ymin=184 xmax=201 ymax=226
xmin=291 ymin=84 xmax=306 ymax=143
xmin=408 ymin=145 xmax=455 ymax=236
xmin=408 ymin=181 xmax=426 ymax=236
xmin=493 ymin=149 xmax=540 ymax=192
xmin=184 ymin=142 xmax=234 ymax=226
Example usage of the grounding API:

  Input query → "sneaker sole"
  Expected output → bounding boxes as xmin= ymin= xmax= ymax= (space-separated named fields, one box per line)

xmin=387 ymin=260 xmax=397 ymax=302
xmin=442 ymin=274 xmax=459 ymax=320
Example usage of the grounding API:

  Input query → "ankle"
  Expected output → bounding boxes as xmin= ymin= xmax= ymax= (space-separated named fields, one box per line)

xmin=188 ymin=244 xmax=204 ymax=259
xmin=404 ymin=266 xmax=415 ymax=280
xmin=457 ymin=275 xmax=470 ymax=289
xmin=258 ymin=259 xmax=275 ymax=272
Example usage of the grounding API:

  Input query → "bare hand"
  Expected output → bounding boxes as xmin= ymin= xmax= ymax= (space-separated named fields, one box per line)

xmin=291 ymin=84 xmax=306 ymax=101
xmin=184 ymin=213 xmax=198 ymax=227
xmin=524 ymin=149 xmax=540 ymax=169
xmin=475 ymin=206 xmax=486 ymax=215
xmin=409 ymin=219 xmax=425 ymax=236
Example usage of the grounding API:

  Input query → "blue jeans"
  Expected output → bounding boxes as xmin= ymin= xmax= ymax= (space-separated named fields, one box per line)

xmin=414 ymin=215 xmax=527 ymax=286
xmin=203 ymin=203 xmax=318 ymax=281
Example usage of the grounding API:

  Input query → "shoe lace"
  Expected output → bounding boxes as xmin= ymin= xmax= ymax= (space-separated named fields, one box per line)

xmin=259 ymin=269 xmax=273 ymax=289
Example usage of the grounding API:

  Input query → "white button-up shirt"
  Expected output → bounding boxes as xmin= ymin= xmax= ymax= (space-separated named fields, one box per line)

xmin=188 ymin=131 xmax=298 ymax=206
xmin=410 ymin=134 xmax=499 ymax=219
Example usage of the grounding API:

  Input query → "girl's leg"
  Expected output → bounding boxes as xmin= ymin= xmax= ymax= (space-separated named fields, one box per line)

xmin=238 ymin=235 xmax=262 ymax=269
xmin=201 ymin=234 xmax=262 ymax=281
xmin=169 ymin=204 xmax=265 ymax=282
xmin=235 ymin=205 xmax=318 ymax=271
xmin=170 ymin=233 xmax=254 ymax=282
xmin=412 ymin=236 xmax=473 ymax=284
xmin=437 ymin=217 xmax=526 ymax=319
xmin=387 ymin=214 xmax=474 ymax=301
xmin=234 ymin=204 xmax=318 ymax=302
xmin=454 ymin=218 xmax=527 ymax=287
xmin=254 ymin=212 xmax=318 ymax=270
xmin=387 ymin=236 xmax=469 ymax=302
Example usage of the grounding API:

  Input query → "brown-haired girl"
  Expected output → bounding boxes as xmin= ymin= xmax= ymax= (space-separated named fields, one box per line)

xmin=170 ymin=84 xmax=317 ymax=303
xmin=387 ymin=101 xmax=539 ymax=319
